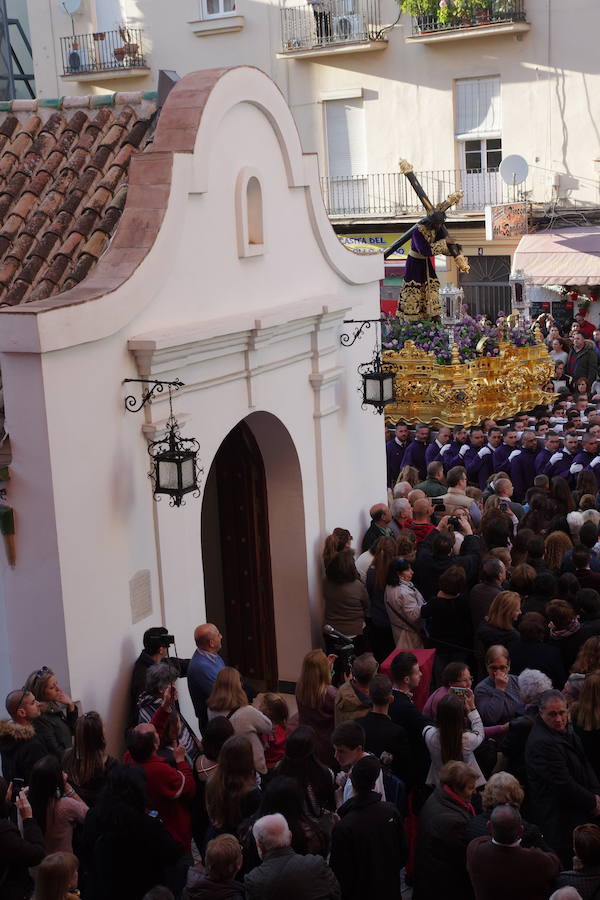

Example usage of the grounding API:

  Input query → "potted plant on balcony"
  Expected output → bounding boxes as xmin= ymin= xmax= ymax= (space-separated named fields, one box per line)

xmin=398 ymin=0 xmax=438 ymax=29
xmin=113 ymin=25 xmax=139 ymax=64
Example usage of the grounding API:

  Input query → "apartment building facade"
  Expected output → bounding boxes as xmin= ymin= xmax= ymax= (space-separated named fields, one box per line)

xmin=26 ymin=0 xmax=600 ymax=318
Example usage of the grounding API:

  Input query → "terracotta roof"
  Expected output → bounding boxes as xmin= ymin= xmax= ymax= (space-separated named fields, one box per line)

xmin=0 ymin=91 xmax=157 ymax=306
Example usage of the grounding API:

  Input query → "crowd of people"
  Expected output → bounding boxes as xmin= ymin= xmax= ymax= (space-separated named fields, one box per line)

xmin=5 ymin=315 xmax=600 ymax=899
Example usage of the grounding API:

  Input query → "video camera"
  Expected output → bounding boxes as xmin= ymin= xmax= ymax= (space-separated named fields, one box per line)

xmin=143 ymin=627 xmax=175 ymax=655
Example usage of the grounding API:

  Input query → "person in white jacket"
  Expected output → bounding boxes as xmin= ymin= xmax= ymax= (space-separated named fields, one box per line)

xmin=423 ymin=689 xmax=485 ymax=788
xmin=384 ymin=558 xmax=425 ymax=650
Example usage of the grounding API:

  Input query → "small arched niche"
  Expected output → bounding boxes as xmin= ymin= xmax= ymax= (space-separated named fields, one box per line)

xmin=235 ymin=167 xmax=265 ymax=258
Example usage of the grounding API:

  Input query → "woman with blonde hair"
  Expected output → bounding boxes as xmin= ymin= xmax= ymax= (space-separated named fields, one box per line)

xmin=207 ymin=667 xmax=272 ymax=774
xmin=295 ymin=650 xmax=337 ymax=766
xmin=24 ymin=667 xmax=77 ymax=754
xmin=33 ymin=851 xmax=79 ymax=900
xmin=463 ymin=771 xmax=548 ymax=848
xmin=571 ymin=672 xmax=600 ymax=778
xmin=566 ymin=636 xmax=600 ymax=702
xmin=544 ymin=530 xmax=574 ymax=574
xmin=475 ymin=591 xmax=521 ymax=655
xmin=397 ymin=465 xmax=419 ymax=487
xmin=322 ymin=528 xmax=352 ymax=569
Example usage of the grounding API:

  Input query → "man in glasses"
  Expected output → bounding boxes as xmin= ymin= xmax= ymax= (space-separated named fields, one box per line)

xmin=0 ymin=689 xmax=53 ymax=784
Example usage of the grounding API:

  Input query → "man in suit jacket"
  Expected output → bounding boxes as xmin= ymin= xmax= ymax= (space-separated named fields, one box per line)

xmin=467 ymin=804 xmax=560 ymax=900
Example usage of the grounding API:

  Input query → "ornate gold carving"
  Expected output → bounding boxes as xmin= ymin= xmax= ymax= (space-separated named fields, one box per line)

xmin=399 ymin=159 xmax=414 ymax=174
xmin=430 ymin=239 xmax=450 ymax=255
xmin=382 ymin=341 xmax=555 ymax=428
xmin=417 ymin=224 xmax=436 ymax=244
xmin=436 ymin=191 xmax=464 ymax=212
xmin=454 ymin=254 xmax=470 ymax=273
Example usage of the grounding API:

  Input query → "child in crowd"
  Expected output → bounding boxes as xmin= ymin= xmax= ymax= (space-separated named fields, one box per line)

xmin=259 ymin=693 xmax=291 ymax=769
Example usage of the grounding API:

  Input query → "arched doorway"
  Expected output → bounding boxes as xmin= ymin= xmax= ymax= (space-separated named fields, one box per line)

xmin=201 ymin=413 xmax=311 ymax=692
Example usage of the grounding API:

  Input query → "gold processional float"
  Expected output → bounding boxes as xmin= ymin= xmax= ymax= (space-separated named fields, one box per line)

xmin=360 ymin=160 xmax=555 ymax=427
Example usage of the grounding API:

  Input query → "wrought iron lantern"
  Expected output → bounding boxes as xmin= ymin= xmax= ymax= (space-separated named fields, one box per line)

xmin=340 ymin=318 xmax=395 ymax=414
xmin=123 ymin=377 xmax=202 ymax=507
xmin=359 ymin=351 xmax=395 ymax=413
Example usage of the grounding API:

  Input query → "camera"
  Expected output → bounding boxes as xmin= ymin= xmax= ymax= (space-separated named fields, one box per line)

xmin=323 ymin=625 xmax=356 ymax=687
xmin=448 ymin=515 xmax=461 ymax=530
xmin=143 ymin=627 xmax=175 ymax=655
xmin=432 ymin=498 xmax=445 ymax=510
xmin=499 ymin=500 xmax=508 ymax=512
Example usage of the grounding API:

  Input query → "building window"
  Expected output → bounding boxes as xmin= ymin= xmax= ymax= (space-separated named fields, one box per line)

xmin=202 ymin=0 xmax=235 ymax=17
xmin=235 ymin=168 xmax=264 ymax=258
xmin=246 ymin=177 xmax=263 ymax=246
xmin=455 ymin=76 xmax=502 ymax=208
xmin=324 ymin=98 xmax=368 ymax=215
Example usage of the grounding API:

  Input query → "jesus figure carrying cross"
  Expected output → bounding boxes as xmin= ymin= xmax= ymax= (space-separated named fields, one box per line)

xmin=392 ymin=161 xmax=471 ymax=321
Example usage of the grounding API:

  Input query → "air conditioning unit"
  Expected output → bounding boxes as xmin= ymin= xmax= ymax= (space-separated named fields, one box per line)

xmin=333 ymin=14 xmax=363 ymax=40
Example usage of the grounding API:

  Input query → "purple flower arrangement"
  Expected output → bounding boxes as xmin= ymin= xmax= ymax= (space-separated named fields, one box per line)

xmin=382 ymin=314 xmax=537 ymax=366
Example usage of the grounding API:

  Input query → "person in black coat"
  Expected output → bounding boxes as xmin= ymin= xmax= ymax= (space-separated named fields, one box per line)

xmin=388 ymin=653 xmax=431 ymax=789
xmin=413 ymin=522 xmax=482 ymax=603
xmin=0 ymin=689 xmax=57 ymax=785
xmin=129 ymin=627 xmax=190 ymax=728
xmin=81 ymin=765 xmax=182 ymax=900
xmin=413 ymin=760 xmax=478 ymax=900
xmin=509 ymin=612 xmax=566 ymax=687
xmin=0 ymin=777 xmax=45 ymax=900
xmin=525 ymin=689 xmax=600 ymax=864
xmin=355 ymin=675 xmax=409 ymax=781
xmin=244 ymin=813 xmax=340 ymax=900
xmin=422 ymin=565 xmax=473 ymax=652
xmin=330 ymin=756 xmax=406 ymax=900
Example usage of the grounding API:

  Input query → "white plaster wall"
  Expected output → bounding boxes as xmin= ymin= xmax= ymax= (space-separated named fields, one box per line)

xmin=0 ymin=69 xmax=384 ymax=752
xmin=29 ymin=0 xmax=600 ymax=206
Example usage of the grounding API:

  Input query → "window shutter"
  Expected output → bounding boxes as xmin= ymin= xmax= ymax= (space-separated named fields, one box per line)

xmin=455 ymin=77 xmax=501 ymax=140
xmin=325 ymin=99 xmax=368 ymax=178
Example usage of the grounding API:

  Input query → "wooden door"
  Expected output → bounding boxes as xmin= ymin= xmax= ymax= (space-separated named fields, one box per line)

xmin=214 ymin=421 xmax=278 ymax=689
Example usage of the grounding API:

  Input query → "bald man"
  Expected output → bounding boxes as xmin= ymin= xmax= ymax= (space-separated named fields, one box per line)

xmin=403 ymin=498 xmax=437 ymax=546
xmin=361 ymin=504 xmax=392 ymax=553
xmin=187 ymin=623 xmax=225 ymax=731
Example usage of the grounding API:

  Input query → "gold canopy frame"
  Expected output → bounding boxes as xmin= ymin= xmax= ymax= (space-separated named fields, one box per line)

xmin=383 ymin=335 xmax=555 ymax=427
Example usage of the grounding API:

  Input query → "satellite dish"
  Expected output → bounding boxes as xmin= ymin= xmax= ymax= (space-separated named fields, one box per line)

xmin=60 ymin=0 xmax=81 ymax=14
xmin=499 ymin=154 xmax=529 ymax=186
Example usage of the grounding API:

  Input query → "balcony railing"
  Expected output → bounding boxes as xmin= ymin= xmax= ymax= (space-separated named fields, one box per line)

xmin=413 ymin=0 xmax=526 ymax=35
xmin=281 ymin=0 xmax=383 ymax=52
xmin=320 ymin=169 xmax=530 ymax=216
xmin=60 ymin=28 xmax=147 ymax=76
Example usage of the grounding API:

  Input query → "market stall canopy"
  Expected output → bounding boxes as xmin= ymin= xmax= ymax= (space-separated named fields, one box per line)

xmin=511 ymin=227 xmax=600 ymax=286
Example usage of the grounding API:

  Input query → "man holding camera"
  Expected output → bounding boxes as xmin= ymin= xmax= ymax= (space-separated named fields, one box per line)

xmin=129 ymin=627 xmax=189 ymax=728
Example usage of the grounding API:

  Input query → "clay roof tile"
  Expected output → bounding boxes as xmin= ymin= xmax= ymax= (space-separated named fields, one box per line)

xmin=0 ymin=94 xmax=155 ymax=305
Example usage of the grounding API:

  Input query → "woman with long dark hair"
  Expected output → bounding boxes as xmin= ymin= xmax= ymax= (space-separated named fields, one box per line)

xmin=63 ymin=711 xmax=117 ymax=807
xmin=28 ymin=755 xmax=88 ymax=854
xmin=205 ymin=735 xmax=261 ymax=838
xmin=366 ymin=536 xmax=398 ymax=661
xmin=239 ymin=776 xmax=329 ymax=874
xmin=82 ymin=765 xmax=180 ymax=900
xmin=423 ymin=692 xmax=485 ymax=788
xmin=323 ymin=549 xmax=369 ymax=652
xmin=275 ymin=725 xmax=336 ymax=816
xmin=550 ymin=476 xmax=576 ymax=517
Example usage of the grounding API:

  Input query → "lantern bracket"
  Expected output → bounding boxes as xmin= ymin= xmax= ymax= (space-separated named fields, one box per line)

xmin=123 ymin=378 xmax=184 ymax=412
xmin=340 ymin=318 xmax=386 ymax=348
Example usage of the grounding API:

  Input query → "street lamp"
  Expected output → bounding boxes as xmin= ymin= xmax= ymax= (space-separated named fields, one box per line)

xmin=340 ymin=318 xmax=396 ymax=414
xmin=123 ymin=377 xmax=202 ymax=507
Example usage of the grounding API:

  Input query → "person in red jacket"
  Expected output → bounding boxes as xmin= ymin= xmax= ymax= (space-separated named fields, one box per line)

xmin=125 ymin=722 xmax=196 ymax=853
